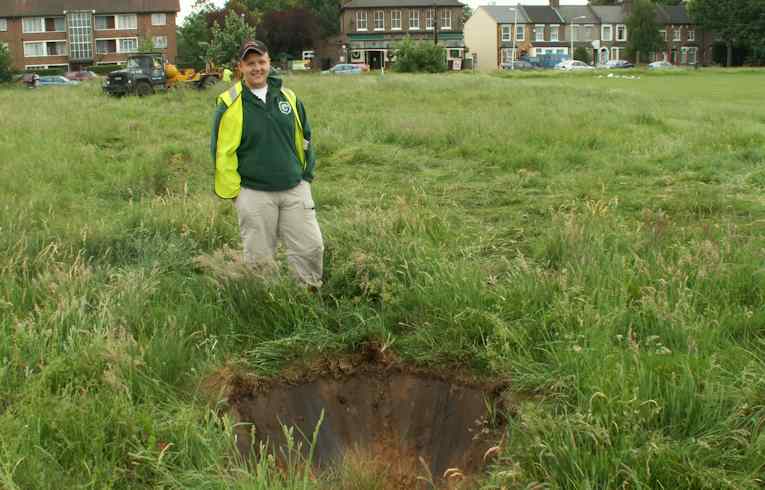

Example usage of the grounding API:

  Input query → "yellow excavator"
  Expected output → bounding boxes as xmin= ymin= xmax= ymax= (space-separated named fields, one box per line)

xmin=165 ymin=61 xmax=225 ymax=88
xmin=103 ymin=53 xmax=226 ymax=96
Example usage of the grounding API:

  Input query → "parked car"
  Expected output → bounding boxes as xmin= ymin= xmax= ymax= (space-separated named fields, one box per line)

xmin=351 ymin=63 xmax=370 ymax=72
xmin=648 ymin=60 xmax=675 ymax=70
xmin=37 ymin=75 xmax=80 ymax=86
xmin=321 ymin=64 xmax=364 ymax=75
xmin=501 ymin=60 xmax=535 ymax=70
xmin=65 ymin=70 xmax=98 ymax=81
xmin=602 ymin=59 xmax=634 ymax=69
xmin=554 ymin=60 xmax=595 ymax=71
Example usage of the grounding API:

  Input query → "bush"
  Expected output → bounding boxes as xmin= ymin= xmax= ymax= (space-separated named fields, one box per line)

xmin=25 ymin=67 xmax=67 ymax=76
xmin=393 ymin=36 xmax=447 ymax=73
xmin=0 ymin=44 xmax=13 ymax=82
xmin=574 ymin=46 xmax=592 ymax=64
xmin=88 ymin=64 xmax=123 ymax=75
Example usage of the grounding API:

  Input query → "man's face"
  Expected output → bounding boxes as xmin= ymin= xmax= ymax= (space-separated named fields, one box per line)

xmin=239 ymin=51 xmax=270 ymax=88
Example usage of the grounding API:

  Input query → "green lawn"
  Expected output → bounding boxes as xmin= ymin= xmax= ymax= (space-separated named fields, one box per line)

xmin=1 ymin=68 xmax=764 ymax=489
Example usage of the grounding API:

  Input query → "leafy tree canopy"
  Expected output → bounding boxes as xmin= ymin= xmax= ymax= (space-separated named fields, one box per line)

xmin=207 ymin=8 xmax=259 ymax=66
xmin=626 ymin=0 xmax=663 ymax=63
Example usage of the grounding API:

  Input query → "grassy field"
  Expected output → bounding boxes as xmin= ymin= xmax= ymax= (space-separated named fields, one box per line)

xmin=1 ymin=68 xmax=765 ymax=489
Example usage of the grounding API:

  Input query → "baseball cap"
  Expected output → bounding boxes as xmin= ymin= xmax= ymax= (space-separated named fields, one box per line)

xmin=239 ymin=40 xmax=269 ymax=60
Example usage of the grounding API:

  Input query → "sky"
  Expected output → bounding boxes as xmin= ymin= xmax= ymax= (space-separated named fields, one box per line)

xmin=177 ymin=0 xmax=587 ymax=25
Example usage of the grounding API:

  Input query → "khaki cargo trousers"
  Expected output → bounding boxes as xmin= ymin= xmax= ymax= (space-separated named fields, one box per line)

xmin=234 ymin=181 xmax=324 ymax=287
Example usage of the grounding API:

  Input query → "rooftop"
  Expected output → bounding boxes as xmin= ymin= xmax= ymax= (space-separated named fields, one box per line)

xmin=0 ymin=0 xmax=180 ymax=17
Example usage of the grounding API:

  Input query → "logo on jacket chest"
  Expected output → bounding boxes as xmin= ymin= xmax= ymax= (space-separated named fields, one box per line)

xmin=278 ymin=101 xmax=292 ymax=115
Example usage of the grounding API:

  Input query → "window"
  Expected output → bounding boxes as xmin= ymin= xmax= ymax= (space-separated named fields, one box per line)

xmin=24 ymin=42 xmax=46 ymax=57
xmin=501 ymin=47 xmax=516 ymax=64
xmin=673 ymin=27 xmax=681 ymax=41
xmin=584 ymin=24 xmax=593 ymax=41
xmin=374 ymin=10 xmax=384 ymax=30
xmin=95 ymin=15 xmax=115 ymax=30
xmin=449 ymin=49 xmax=461 ymax=58
xmin=516 ymin=24 xmax=524 ymax=41
xmin=601 ymin=24 xmax=612 ymax=41
xmin=25 ymin=63 xmax=68 ymax=70
xmin=440 ymin=10 xmax=451 ymax=30
xmin=44 ymin=17 xmax=65 ymax=32
xmin=572 ymin=24 xmax=580 ymax=41
xmin=535 ymin=24 xmax=544 ymax=42
xmin=153 ymin=36 xmax=168 ymax=49
xmin=409 ymin=9 xmax=419 ymax=30
xmin=687 ymin=46 xmax=697 ymax=64
xmin=116 ymin=14 xmax=137 ymax=30
xmin=0 ymin=19 xmax=6 ymax=31
xmin=501 ymin=25 xmax=511 ymax=42
xmin=152 ymin=13 xmax=167 ymax=26
xmin=46 ymin=41 xmax=67 ymax=56
xmin=355 ymin=11 xmax=367 ymax=31
xmin=23 ymin=17 xmax=45 ymax=33
xmin=688 ymin=29 xmax=695 ymax=41
xmin=67 ymin=11 xmax=93 ymax=60
xmin=119 ymin=38 xmax=138 ymax=53
xmin=97 ymin=38 xmax=142 ymax=54
xmin=426 ymin=9 xmax=434 ymax=30
xmin=391 ymin=10 xmax=401 ymax=30
xmin=550 ymin=25 xmax=559 ymax=42
xmin=611 ymin=47 xmax=622 ymax=60
xmin=96 ymin=39 xmax=116 ymax=54
xmin=616 ymin=24 xmax=626 ymax=41
xmin=660 ymin=29 xmax=667 ymax=41
xmin=680 ymin=46 xmax=697 ymax=64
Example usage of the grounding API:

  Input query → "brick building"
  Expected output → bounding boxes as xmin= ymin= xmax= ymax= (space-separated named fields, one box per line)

xmin=0 ymin=0 xmax=180 ymax=72
xmin=339 ymin=0 xmax=466 ymax=70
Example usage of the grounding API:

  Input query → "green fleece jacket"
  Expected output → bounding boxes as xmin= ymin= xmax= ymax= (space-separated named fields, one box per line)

xmin=210 ymin=75 xmax=316 ymax=192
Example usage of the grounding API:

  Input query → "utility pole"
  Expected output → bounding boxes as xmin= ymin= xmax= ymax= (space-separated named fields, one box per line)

xmin=433 ymin=4 xmax=438 ymax=45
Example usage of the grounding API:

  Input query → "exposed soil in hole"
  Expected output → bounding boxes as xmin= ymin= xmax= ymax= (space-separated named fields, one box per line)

xmin=215 ymin=348 xmax=511 ymax=489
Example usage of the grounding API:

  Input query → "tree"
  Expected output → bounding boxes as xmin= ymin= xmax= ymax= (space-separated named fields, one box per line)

xmin=209 ymin=0 xmax=260 ymax=29
xmin=177 ymin=6 xmax=214 ymax=68
xmin=742 ymin=0 xmax=765 ymax=64
xmin=574 ymin=46 xmax=592 ymax=64
xmin=138 ymin=37 xmax=156 ymax=53
xmin=626 ymin=0 xmax=663 ymax=64
xmin=688 ymin=0 xmax=753 ymax=66
xmin=393 ymin=36 xmax=447 ymax=73
xmin=240 ymin=0 xmax=298 ymax=13
xmin=259 ymin=8 xmax=319 ymax=58
xmin=301 ymin=0 xmax=342 ymax=38
xmin=207 ymin=8 xmax=259 ymax=66
xmin=0 ymin=43 xmax=12 ymax=82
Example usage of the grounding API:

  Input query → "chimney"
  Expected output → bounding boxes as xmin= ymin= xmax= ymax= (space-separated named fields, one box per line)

xmin=549 ymin=0 xmax=560 ymax=8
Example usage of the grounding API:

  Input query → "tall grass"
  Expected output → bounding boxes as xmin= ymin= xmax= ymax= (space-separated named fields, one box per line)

xmin=1 ymin=70 xmax=764 ymax=488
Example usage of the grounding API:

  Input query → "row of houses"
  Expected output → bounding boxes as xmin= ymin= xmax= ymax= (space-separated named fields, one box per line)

xmin=0 ymin=0 xmax=179 ymax=72
xmin=465 ymin=0 xmax=713 ymax=71
xmin=0 ymin=0 xmax=711 ymax=73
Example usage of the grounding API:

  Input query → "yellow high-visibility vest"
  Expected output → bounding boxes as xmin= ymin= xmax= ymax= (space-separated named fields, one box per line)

xmin=214 ymin=81 xmax=304 ymax=199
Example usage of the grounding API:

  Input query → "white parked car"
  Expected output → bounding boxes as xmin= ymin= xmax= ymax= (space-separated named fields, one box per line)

xmin=648 ymin=60 xmax=675 ymax=70
xmin=554 ymin=60 xmax=595 ymax=71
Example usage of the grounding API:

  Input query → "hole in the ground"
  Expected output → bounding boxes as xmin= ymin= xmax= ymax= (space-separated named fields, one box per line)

xmin=223 ymin=356 xmax=509 ymax=488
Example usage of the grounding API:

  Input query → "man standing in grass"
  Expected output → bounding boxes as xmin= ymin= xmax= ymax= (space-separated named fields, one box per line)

xmin=211 ymin=40 xmax=323 ymax=288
